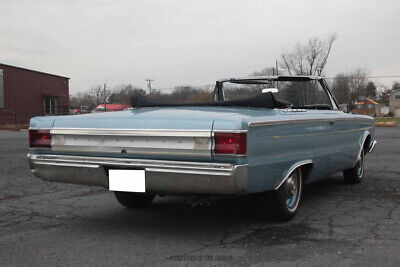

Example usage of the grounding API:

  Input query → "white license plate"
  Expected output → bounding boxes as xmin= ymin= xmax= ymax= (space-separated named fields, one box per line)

xmin=109 ymin=169 xmax=146 ymax=192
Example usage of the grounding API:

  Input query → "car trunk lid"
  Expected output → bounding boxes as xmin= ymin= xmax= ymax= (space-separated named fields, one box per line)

xmin=51 ymin=108 xmax=218 ymax=159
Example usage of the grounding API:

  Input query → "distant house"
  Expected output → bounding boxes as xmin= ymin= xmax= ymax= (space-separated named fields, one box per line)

xmin=352 ymin=98 xmax=380 ymax=116
xmin=389 ymin=90 xmax=400 ymax=117
xmin=92 ymin=104 xmax=131 ymax=113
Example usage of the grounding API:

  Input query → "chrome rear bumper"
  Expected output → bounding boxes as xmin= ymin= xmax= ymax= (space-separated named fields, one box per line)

xmin=28 ymin=154 xmax=248 ymax=195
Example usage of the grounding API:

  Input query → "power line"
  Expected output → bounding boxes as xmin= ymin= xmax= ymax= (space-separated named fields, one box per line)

xmin=326 ymin=75 xmax=400 ymax=79
xmin=155 ymin=76 xmax=400 ymax=90
xmin=79 ymin=75 xmax=400 ymax=95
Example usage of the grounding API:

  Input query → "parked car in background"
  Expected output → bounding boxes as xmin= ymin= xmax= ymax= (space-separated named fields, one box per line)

xmin=70 ymin=106 xmax=91 ymax=115
xmin=28 ymin=76 xmax=377 ymax=221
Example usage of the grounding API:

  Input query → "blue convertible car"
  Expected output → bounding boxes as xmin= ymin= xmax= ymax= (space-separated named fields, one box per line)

xmin=28 ymin=76 xmax=377 ymax=220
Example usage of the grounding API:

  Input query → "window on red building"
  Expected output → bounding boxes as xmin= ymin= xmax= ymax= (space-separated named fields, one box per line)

xmin=44 ymin=96 xmax=58 ymax=115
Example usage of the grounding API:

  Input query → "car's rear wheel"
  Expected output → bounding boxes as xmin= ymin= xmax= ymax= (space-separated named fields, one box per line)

xmin=272 ymin=168 xmax=303 ymax=221
xmin=114 ymin=191 xmax=155 ymax=208
xmin=343 ymin=149 xmax=365 ymax=184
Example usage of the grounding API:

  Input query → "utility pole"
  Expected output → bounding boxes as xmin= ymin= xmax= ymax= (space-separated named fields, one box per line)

xmin=145 ymin=79 xmax=153 ymax=94
xmin=275 ymin=60 xmax=279 ymax=88
xmin=272 ymin=67 xmax=276 ymax=88
xmin=104 ymin=83 xmax=107 ymax=112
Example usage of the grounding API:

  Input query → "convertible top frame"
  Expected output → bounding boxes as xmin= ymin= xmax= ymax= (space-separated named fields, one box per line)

xmin=214 ymin=75 xmax=339 ymax=110
xmin=217 ymin=75 xmax=322 ymax=83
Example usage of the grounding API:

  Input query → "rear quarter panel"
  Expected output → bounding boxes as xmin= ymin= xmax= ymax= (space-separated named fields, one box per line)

xmin=244 ymin=113 xmax=331 ymax=193
xmin=326 ymin=112 xmax=375 ymax=175
xmin=239 ymin=111 xmax=375 ymax=193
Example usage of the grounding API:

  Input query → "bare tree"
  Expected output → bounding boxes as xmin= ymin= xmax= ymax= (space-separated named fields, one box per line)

xmin=332 ymin=69 xmax=369 ymax=110
xmin=347 ymin=69 xmax=368 ymax=110
xmin=163 ymin=86 xmax=213 ymax=103
xmin=393 ymin=81 xmax=400 ymax=91
xmin=380 ymin=89 xmax=391 ymax=106
xmin=70 ymin=92 xmax=96 ymax=109
xmin=250 ymin=67 xmax=274 ymax=76
xmin=69 ymin=95 xmax=80 ymax=107
xmin=88 ymin=84 xmax=111 ymax=107
xmin=331 ymin=74 xmax=349 ymax=104
xmin=279 ymin=33 xmax=338 ymax=76
xmin=108 ymin=84 xmax=145 ymax=105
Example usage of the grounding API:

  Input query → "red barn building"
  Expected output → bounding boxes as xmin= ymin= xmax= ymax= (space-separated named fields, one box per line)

xmin=0 ymin=63 xmax=69 ymax=128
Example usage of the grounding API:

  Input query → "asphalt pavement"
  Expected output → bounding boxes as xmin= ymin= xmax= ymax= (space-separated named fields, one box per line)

xmin=0 ymin=127 xmax=399 ymax=266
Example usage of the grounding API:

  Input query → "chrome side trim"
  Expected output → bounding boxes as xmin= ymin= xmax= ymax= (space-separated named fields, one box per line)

xmin=213 ymin=153 xmax=247 ymax=157
xmin=249 ymin=117 xmax=353 ymax=127
xmin=368 ymin=140 xmax=377 ymax=153
xmin=29 ymin=128 xmax=51 ymax=131
xmin=274 ymin=160 xmax=313 ymax=190
xmin=282 ymin=109 xmax=307 ymax=112
xmin=213 ymin=130 xmax=248 ymax=133
xmin=248 ymin=117 xmax=373 ymax=127
xmin=50 ymin=128 xmax=211 ymax=137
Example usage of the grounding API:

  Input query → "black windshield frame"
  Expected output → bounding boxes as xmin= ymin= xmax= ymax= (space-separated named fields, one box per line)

xmin=213 ymin=77 xmax=339 ymax=110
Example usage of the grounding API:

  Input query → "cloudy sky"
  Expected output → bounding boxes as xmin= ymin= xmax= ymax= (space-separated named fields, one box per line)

xmin=1 ymin=0 xmax=399 ymax=93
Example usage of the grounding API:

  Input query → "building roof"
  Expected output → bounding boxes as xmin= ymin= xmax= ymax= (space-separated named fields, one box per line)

xmin=354 ymin=98 xmax=379 ymax=105
xmin=389 ymin=89 xmax=400 ymax=95
xmin=0 ymin=63 xmax=70 ymax=79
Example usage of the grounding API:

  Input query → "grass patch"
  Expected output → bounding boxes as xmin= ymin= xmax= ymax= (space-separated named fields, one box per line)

xmin=374 ymin=117 xmax=400 ymax=123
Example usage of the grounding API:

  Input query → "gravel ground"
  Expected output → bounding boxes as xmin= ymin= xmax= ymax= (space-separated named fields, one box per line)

xmin=0 ymin=127 xmax=399 ymax=266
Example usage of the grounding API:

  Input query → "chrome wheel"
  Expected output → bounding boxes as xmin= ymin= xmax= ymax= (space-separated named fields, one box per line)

xmin=356 ymin=150 xmax=364 ymax=178
xmin=343 ymin=148 xmax=365 ymax=184
xmin=284 ymin=170 xmax=301 ymax=212
xmin=272 ymin=168 xmax=303 ymax=221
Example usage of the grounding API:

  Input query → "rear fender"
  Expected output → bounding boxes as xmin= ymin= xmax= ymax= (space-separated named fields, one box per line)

xmin=274 ymin=160 xmax=313 ymax=190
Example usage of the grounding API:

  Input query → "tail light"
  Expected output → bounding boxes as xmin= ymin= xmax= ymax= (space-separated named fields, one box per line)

xmin=29 ymin=130 xmax=52 ymax=148
xmin=214 ymin=132 xmax=246 ymax=155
